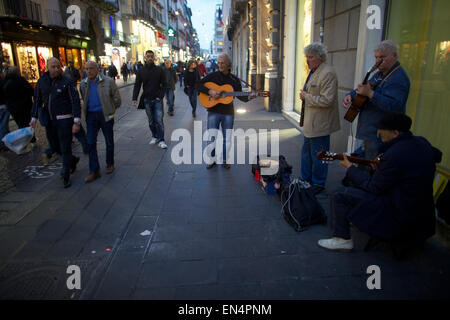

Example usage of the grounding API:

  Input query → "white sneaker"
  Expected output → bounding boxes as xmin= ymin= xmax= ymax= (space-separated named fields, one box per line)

xmin=149 ymin=138 xmax=158 ymax=145
xmin=158 ymin=141 xmax=167 ymax=149
xmin=318 ymin=237 xmax=354 ymax=251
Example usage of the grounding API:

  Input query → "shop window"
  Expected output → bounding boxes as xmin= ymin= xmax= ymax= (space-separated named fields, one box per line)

xmin=37 ymin=47 xmax=53 ymax=75
xmin=293 ymin=0 xmax=312 ymax=114
xmin=1 ymin=42 xmax=14 ymax=66
xmin=16 ymin=44 xmax=39 ymax=83
xmin=387 ymin=0 xmax=450 ymax=169
xmin=58 ymin=47 xmax=66 ymax=67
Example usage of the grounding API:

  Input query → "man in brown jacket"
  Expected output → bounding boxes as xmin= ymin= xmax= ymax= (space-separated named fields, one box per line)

xmin=80 ymin=61 xmax=121 ymax=183
xmin=299 ymin=42 xmax=340 ymax=195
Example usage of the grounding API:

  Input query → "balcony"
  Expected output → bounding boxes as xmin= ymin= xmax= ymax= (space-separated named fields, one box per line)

xmin=0 ymin=0 xmax=42 ymax=23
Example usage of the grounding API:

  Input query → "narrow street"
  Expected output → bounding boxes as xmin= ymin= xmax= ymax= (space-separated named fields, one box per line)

xmin=0 ymin=83 xmax=449 ymax=300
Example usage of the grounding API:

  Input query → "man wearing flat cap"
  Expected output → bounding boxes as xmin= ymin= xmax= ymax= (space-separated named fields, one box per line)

xmin=318 ymin=112 xmax=442 ymax=252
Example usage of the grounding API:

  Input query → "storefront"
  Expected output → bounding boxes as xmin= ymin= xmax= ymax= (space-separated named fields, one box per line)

xmin=386 ymin=0 xmax=450 ymax=170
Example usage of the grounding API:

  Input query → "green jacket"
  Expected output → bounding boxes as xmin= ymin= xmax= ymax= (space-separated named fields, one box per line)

xmin=80 ymin=74 xmax=121 ymax=122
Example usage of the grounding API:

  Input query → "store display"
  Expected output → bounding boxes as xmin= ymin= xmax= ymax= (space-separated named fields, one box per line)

xmin=1 ymin=42 xmax=13 ymax=66
xmin=16 ymin=45 xmax=39 ymax=83
xmin=37 ymin=47 xmax=53 ymax=75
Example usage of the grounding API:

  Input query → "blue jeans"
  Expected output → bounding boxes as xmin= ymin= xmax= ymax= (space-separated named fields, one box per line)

xmin=330 ymin=186 xmax=376 ymax=239
xmin=87 ymin=111 xmax=114 ymax=174
xmin=144 ymin=98 xmax=165 ymax=142
xmin=187 ymin=87 xmax=197 ymax=113
xmin=178 ymin=73 xmax=183 ymax=87
xmin=165 ymin=89 xmax=175 ymax=113
xmin=0 ymin=106 xmax=10 ymax=148
xmin=207 ymin=112 xmax=234 ymax=163
xmin=300 ymin=135 xmax=330 ymax=187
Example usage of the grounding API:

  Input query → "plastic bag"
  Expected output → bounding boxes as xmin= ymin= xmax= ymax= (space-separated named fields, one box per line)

xmin=2 ymin=127 xmax=34 ymax=154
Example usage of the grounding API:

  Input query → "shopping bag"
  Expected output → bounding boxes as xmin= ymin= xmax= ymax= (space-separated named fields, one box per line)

xmin=2 ymin=127 xmax=34 ymax=154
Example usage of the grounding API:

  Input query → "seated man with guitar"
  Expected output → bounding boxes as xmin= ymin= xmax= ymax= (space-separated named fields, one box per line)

xmin=318 ymin=112 xmax=441 ymax=251
xmin=343 ymin=40 xmax=410 ymax=161
xmin=197 ymin=53 xmax=261 ymax=169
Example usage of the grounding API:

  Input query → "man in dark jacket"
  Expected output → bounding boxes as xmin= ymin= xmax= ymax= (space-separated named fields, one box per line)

xmin=318 ymin=112 xmax=442 ymax=251
xmin=3 ymin=66 xmax=35 ymax=143
xmin=108 ymin=63 xmax=118 ymax=82
xmin=132 ymin=50 xmax=167 ymax=149
xmin=30 ymin=57 xmax=81 ymax=188
xmin=162 ymin=58 xmax=178 ymax=116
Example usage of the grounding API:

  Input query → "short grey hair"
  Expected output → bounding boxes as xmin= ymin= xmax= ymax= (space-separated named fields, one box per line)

xmin=218 ymin=53 xmax=232 ymax=67
xmin=375 ymin=40 xmax=398 ymax=54
xmin=85 ymin=60 xmax=98 ymax=68
xmin=304 ymin=42 xmax=328 ymax=62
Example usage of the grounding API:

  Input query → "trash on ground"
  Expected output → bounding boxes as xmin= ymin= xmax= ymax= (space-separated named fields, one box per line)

xmin=140 ymin=230 xmax=152 ymax=236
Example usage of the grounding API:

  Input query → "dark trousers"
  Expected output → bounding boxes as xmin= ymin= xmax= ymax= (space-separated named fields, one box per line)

xmin=330 ymin=186 xmax=376 ymax=239
xmin=45 ymin=123 xmax=87 ymax=157
xmin=187 ymin=87 xmax=197 ymax=113
xmin=86 ymin=111 xmax=114 ymax=174
xmin=46 ymin=118 xmax=77 ymax=179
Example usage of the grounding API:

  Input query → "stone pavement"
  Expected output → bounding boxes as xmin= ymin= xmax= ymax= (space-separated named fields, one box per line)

xmin=0 ymin=83 xmax=449 ymax=300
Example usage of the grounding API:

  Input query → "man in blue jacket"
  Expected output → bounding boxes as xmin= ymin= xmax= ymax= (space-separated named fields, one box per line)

xmin=318 ymin=112 xmax=442 ymax=251
xmin=343 ymin=40 xmax=410 ymax=160
xmin=30 ymin=57 xmax=81 ymax=188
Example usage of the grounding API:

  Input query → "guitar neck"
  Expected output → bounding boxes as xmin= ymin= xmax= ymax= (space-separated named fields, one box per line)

xmin=224 ymin=92 xmax=252 ymax=97
xmin=334 ymin=154 xmax=377 ymax=166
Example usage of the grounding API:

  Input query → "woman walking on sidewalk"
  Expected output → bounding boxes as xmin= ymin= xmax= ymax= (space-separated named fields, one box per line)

xmin=184 ymin=60 xmax=200 ymax=118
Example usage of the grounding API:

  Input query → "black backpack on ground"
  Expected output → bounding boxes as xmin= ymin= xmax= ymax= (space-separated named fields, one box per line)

xmin=280 ymin=178 xmax=327 ymax=232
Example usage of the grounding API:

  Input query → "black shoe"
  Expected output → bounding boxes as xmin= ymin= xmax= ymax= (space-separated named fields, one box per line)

xmin=222 ymin=162 xmax=230 ymax=169
xmin=70 ymin=156 xmax=80 ymax=174
xmin=311 ymin=184 xmax=325 ymax=195
xmin=168 ymin=111 xmax=174 ymax=116
xmin=206 ymin=162 xmax=216 ymax=169
xmin=63 ymin=178 xmax=71 ymax=188
xmin=192 ymin=112 xmax=196 ymax=118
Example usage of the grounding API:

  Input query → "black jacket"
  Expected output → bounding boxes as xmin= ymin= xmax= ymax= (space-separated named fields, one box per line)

xmin=132 ymin=62 xmax=166 ymax=101
xmin=2 ymin=73 xmax=34 ymax=114
xmin=108 ymin=65 xmax=118 ymax=78
xmin=162 ymin=66 xmax=178 ymax=90
xmin=197 ymin=71 xmax=248 ymax=115
xmin=345 ymin=132 xmax=442 ymax=243
xmin=31 ymin=72 xmax=81 ymax=124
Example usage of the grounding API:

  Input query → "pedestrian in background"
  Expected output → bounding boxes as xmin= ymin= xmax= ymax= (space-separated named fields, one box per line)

xmin=184 ymin=59 xmax=200 ymax=118
xmin=162 ymin=58 xmax=178 ymax=116
xmin=80 ymin=61 xmax=121 ymax=183
xmin=196 ymin=58 xmax=207 ymax=78
xmin=132 ymin=50 xmax=168 ymax=149
xmin=30 ymin=57 xmax=81 ymax=188
xmin=108 ymin=63 xmax=118 ymax=82
xmin=121 ymin=62 xmax=129 ymax=83
xmin=3 ymin=66 xmax=36 ymax=144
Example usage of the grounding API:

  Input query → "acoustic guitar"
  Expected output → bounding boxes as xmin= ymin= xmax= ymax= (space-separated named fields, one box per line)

xmin=344 ymin=60 xmax=383 ymax=123
xmin=199 ymin=82 xmax=270 ymax=108
xmin=317 ymin=150 xmax=381 ymax=168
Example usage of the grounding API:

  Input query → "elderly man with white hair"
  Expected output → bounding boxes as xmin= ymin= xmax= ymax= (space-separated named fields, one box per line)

xmin=343 ymin=40 xmax=410 ymax=160
xmin=299 ymin=42 xmax=340 ymax=195
xmin=197 ymin=53 xmax=256 ymax=169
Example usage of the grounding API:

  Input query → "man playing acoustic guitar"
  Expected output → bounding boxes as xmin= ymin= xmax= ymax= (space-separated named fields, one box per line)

xmin=197 ymin=53 xmax=256 ymax=169
xmin=343 ymin=40 xmax=410 ymax=160
xmin=318 ymin=112 xmax=441 ymax=252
